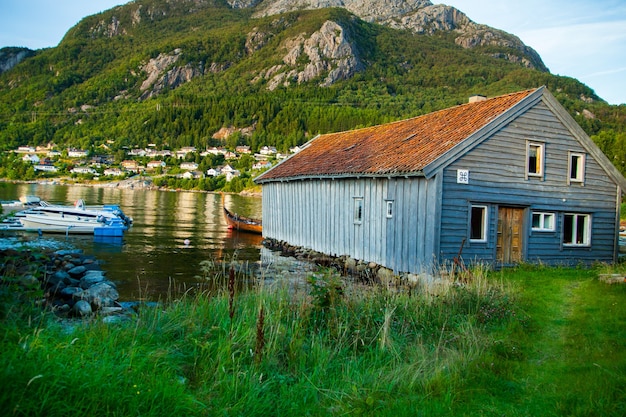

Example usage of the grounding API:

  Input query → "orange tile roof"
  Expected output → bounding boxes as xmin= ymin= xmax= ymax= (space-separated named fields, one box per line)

xmin=257 ymin=89 xmax=537 ymax=182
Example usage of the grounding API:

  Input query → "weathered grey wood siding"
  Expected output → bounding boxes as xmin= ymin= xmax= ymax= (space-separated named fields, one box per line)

xmin=262 ymin=175 xmax=442 ymax=274
xmin=439 ymin=99 xmax=620 ymax=266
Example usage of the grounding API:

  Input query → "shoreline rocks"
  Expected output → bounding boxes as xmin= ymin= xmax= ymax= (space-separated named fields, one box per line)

xmin=1 ymin=248 xmax=126 ymax=319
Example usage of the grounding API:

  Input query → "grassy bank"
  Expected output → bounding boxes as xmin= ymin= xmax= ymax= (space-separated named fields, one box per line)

xmin=1 ymin=264 xmax=625 ymax=416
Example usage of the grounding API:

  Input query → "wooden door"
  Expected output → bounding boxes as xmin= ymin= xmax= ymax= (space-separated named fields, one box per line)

xmin=497 ymin=207 xmax=525 ymax=264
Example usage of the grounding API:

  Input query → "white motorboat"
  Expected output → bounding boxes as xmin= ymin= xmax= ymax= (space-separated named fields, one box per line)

xmin=12 ymin=199 xmax=131 ymax=235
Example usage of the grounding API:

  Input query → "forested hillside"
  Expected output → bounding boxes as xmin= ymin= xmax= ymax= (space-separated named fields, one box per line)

xmin=0 ymin=0 xmax=625 ymax=174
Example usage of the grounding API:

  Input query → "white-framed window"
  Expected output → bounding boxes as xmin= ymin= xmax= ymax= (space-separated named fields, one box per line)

xmin=385 ymin=200 xmax=393 ymax=219
xmin=563 ymin=213 xmax=591 ymax=246
xmin=526 ymin=141 xmax=545 ymax=178
xmin=353 ymin=197 xmax=363 ymax=224
xmin=568 ymin=152 xmax=586 ymax=184
xmin=470 ymin=205 xmax=488 ymax=242
xmin=532 ymin=212 xmax=555 ymax=231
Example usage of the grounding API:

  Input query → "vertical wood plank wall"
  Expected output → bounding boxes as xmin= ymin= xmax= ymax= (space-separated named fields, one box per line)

xmin=262 ymin=175 xmax=442 ymax=274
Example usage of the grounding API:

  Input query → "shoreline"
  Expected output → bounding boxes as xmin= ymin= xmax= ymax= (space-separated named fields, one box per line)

xmin=0 ymin=177 xmax=262 ymax=197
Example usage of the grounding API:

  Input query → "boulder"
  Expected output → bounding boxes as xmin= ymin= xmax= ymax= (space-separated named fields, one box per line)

xmin=80 ymin=272 xmax=106 ymax=289
xmin=60 ymin=286 xmax=84 ymax=300
xmin=75 ymin=282 xmax=119 ymax=310
xmin=46 ymin=270 xmax=71 ymax=287
xmin=72 ymin=300 xmax=92 ymax=317
xmin=67 ymin=265 xmax=87 ymax=278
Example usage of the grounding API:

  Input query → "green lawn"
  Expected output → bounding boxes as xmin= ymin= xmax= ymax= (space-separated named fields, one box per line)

xmin=456 ymin=267 xmax=626 ymax=416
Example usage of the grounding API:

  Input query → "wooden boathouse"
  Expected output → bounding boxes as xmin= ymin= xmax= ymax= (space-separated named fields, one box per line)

xmin=255 ymin=87 xmax=626 ymax=273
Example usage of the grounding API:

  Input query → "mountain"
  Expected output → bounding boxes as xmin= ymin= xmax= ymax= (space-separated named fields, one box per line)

xmin=250 ymin=0 xmax=547 ymax=71
xmin=0 ymin=0 xmax=624 ymax=173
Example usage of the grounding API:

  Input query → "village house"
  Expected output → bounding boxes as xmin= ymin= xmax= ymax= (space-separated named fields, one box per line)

xmin=206 ymin=167 xmax=221 ymax=177
xmin=147 ymin=160 xmax=166 ymax=170
xmin=181 ymin=170 xmax=204 ymax=180
xmin=236 ymin=145 xmax=252 ymax=154
xmin=17 ymin=146 xmax=36 ymax=153
xmin=221 ymin=165 xmax=240 ymax=181
xmin=259 ymin=146 xmax=277 ymax=155
xmin=180 ymin=162 xmax=199 ymax=171
xmin=176 ymin=146 xmax=197 ymax=159
xmin=253 ymin=160 xmax=272 ymax=170
xmin=155 ymin=149 xmax=172 ymax=158
xmin=22 ymin=154 xmax=40 ymax=164
xmin=67 ymin=148 xmax=89 ymax=158
xmin=104 ymin=168 xmax=125 ymax=177
xmin=70 ymin=166 xmax=98 ymax=175
xmin=255 ymin=87 xmax=626 ymax=273
xmin=128 ymin=148 xmax=147 ymax=157
xmin=203 ymin=147 xmax=228 ymax=156
xmin=121 ymin=160 xmax=142 ymax=173
xmin=34 ymin=164 xmax=58 ymax=173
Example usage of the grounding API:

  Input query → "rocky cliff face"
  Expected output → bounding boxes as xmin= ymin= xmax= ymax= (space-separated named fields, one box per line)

xmin=0 ymin=47 xmax=35 ymax=74
xmin=252 ymin=0 xmax=547 ymax=71
xmin=138 ymin=48 xmax=225 ymax=100
xmin=253 ymin=20 xmax=364 ymax=90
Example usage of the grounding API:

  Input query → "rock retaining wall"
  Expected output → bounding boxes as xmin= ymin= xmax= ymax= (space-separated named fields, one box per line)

xmin=0 ymin=248 xmax=124 ymax=318
xmin=262 ymin=237 xmax=444 ymax=290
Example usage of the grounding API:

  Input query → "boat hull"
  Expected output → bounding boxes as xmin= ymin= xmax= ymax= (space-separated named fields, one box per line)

xmin=223 ymin=207 xmax=262 ymax=234
xmin=19 ymin=213 xmax=128 ymax=235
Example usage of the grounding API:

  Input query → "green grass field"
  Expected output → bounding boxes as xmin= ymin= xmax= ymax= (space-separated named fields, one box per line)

xmin=1 ymin=263 xmax=625 ymax=416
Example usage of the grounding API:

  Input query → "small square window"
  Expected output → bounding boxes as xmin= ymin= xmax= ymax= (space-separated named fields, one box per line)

xmin=354 ymin=198 xmax=363 ymax=224
xmin=568 ymin=152 xmax=585 ymax=184
xmin=563 ymin=213 xmax=591 ymax=246
xmin=470 ymin=205 xmax=488 ymax=242
xmin=532 ymin=212 xmax=555 ymax=231
xmin=527 ymin=141 xmax=544 ymax=178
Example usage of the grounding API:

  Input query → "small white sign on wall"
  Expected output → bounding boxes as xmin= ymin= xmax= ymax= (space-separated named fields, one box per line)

xmin=457 ymin=169 xmax=469 ymax=184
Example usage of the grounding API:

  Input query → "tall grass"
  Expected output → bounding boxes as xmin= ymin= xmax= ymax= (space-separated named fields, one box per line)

xmin=0 ymin=262 xmax=624 ymax=416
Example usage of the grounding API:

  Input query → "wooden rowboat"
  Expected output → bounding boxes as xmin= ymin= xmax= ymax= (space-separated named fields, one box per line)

xmin=223 ymin=206 xmax=262 ymax=234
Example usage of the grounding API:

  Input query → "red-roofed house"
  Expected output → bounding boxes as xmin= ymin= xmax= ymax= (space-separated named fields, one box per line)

xmin=255 ymin=87 xmax=626 ymax=272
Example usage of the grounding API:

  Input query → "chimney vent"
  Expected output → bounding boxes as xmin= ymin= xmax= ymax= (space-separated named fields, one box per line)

xmin=469 ymin=95 xmax=487 ymax=103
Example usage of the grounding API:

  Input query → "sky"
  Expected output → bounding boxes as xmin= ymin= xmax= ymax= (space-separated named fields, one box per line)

xmin=0 ymin=0 xmax=624 ymax=105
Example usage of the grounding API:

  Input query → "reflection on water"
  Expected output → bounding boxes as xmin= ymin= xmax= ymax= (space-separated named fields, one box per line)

xmin=0 ymin=182 xmax=273 ymax=300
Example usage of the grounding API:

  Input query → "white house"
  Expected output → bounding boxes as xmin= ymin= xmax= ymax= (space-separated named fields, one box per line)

xmin=260 ymin=146 xmax=277 ymax=155
xmin=206 ymin=168 xmax=222 ymax=177
xmin=221 ymin=165 xmax=240 ymax=181
xmin=68 ymin=149 xmax=89 ymax=158
xmin=34 ymin=164 xmax=58 ymax=173
xmin=22 ymin=154 xmax=40 ymax=164
xmin=204 ymin=147 xmax=228 ymax=156
xmin=104 ymin=168 xmax=125 ymax=176
xmin=182 ymin=170 xmax=204 ymax=179
xmin=253 ymin=160 xmax=272 ymax=170
xmin=71 ymin=166 xmax=97 ymax=175
xmin=176 ymin=147 xmax=197 ymax=159
xmin=17 ymin=146 xmax=36 ymax=153
xmin=147 ymin=160 xmax=166 ymax=170
xmin=180 ymin=162 xmax=199 ymax=171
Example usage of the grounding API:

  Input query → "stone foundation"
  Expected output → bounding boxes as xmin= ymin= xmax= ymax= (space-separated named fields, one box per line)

xmin=262 ymin=238 xmax=448 ymax=291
